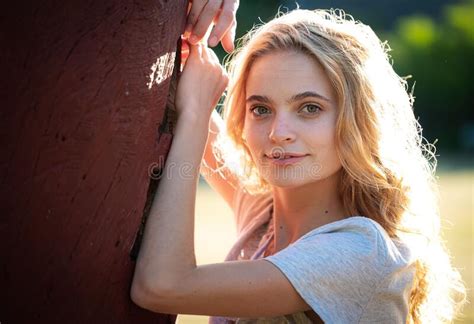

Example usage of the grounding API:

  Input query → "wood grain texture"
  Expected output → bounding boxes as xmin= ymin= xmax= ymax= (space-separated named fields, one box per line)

xmin=0 ymin=0 xmax=187 ymax=322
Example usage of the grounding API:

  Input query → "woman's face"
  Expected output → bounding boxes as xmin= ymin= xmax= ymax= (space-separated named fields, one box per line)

xmin=243 ymin=50 xmax=342 ymax=188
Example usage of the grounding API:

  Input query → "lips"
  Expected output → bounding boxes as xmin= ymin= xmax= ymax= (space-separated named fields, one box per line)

xmin=265 ymin=152 xmax=308 ymax=167
xmin=265 ymin=152 xmax=307 ymax=160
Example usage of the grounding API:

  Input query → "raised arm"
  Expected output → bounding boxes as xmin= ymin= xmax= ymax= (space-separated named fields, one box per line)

xmin=130 ymin=42 xmax=311 ymax=319
xmin=200 ymin=109 xmax=240 ymax=209
xmin=131 ymin=41 xmax=229 ymax=286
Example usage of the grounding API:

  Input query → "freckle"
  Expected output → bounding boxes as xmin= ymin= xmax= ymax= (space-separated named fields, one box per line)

xmin=325 ymin=210 xmax=328 ymax=214
xmin=279 ymin=226 xmax=283 ymax=230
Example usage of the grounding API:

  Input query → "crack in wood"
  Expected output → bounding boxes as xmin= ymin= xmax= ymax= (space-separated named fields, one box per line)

xmin=130 ymin=37 xmax=181 ymax=261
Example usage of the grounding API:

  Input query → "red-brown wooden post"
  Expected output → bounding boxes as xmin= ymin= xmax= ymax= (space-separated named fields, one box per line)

xmin=0 ymin=0 xmax=187 ymax=322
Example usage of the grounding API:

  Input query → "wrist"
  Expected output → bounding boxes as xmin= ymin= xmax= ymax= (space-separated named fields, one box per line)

xmin=177 ymin=110 xmax=212 ymax=126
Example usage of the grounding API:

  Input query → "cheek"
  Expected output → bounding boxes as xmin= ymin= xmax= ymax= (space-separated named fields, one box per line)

xmin=243 ymin=119 xmax=265 ymax=147
xmin=321 ymin=139 xmax=341 ymax=174
xmin=307 ymin=124 xmax=340 ymax=169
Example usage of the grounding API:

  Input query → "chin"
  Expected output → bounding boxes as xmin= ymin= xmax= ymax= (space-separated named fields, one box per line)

xmin=258 ymin=162 xmax=323 ymax=186
xmin=262 ymin=171 xmax=312 ymax=188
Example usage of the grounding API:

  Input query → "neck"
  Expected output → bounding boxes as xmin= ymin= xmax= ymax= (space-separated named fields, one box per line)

xmin=270 ymin=170 xmax=347 ymax=253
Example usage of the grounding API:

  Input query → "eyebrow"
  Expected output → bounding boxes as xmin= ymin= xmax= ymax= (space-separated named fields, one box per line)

xmin=246 ymin=91 xmax=331 ymax=104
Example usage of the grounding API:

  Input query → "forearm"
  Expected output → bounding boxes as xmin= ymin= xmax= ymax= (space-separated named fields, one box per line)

xmin=133 ymin=112 xmax=210 ymax=291
xmin=132 ymin=37 xmax=228 ymax=300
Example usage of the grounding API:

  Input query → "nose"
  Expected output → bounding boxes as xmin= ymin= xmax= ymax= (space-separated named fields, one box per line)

xmin=268 ymin=114 xmax=296 ymax=143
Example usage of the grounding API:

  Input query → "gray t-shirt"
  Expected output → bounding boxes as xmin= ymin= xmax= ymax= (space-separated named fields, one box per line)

xmin=264 ymin=216 xmax=416 ymax=323
xmin=209 ymin=187 xmax=415 ymax=323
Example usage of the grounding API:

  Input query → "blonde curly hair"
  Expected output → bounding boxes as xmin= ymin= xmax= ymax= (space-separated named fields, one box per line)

xmin=212 ymin=9 xmax=466 ymax=323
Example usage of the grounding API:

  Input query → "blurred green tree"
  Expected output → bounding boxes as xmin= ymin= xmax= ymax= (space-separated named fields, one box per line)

xmin=213 ymin=0 xmax=473 ymax=151
xmin=387 ymin=0 xmax=474 ymax=150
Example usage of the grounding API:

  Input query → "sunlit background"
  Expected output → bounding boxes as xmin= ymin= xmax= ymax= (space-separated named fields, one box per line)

xmin=179 ymin=0 xmax=473 ymax=322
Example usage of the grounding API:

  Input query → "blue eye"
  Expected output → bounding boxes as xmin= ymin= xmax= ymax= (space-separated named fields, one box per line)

xmin=250 ymin=106 xmax=270 ymax=117
xmin=301 ymin=104 xmax=321 ymax=114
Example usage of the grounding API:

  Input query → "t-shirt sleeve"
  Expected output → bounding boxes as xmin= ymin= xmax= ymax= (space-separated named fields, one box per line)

xmin=263 ymin=220 xmax=392 ymax=323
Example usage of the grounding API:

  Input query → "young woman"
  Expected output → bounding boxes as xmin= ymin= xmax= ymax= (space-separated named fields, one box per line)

xmin=131 ymin=9 xmax=466 ymax=323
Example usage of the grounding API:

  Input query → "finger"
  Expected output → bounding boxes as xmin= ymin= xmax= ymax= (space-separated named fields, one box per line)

xmin=208 ymin=0 xmax=238 ymax=47
xmin=190 ymin=0 xmax=223 ymax=44
xmin=186 ymin=0 xmax=193 ymax=15
xmin=219 ymin=19 xmax=236 ymax=53
xmin=180 ymin=40 xmax=193 ymax=70
xmin=183 ymin=1 xmax=194 ymax=37
xmin=182 ymin=38 xmax=190 ymax=51
xmin=181 ymin=39 xmax=190 ymax=62
xmin=185 ymin=0 xmax=207 ymax=35
xmin=182 ymin=49 xmax=190 ymax=61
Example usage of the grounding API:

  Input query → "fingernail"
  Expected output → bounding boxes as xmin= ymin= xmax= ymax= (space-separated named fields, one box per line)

xmin=208 ymin=36 xmax=217 ymax=47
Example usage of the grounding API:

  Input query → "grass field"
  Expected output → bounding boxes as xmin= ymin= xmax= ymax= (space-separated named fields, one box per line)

xmin=177 ymin=168 xmax=473 ymax=324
